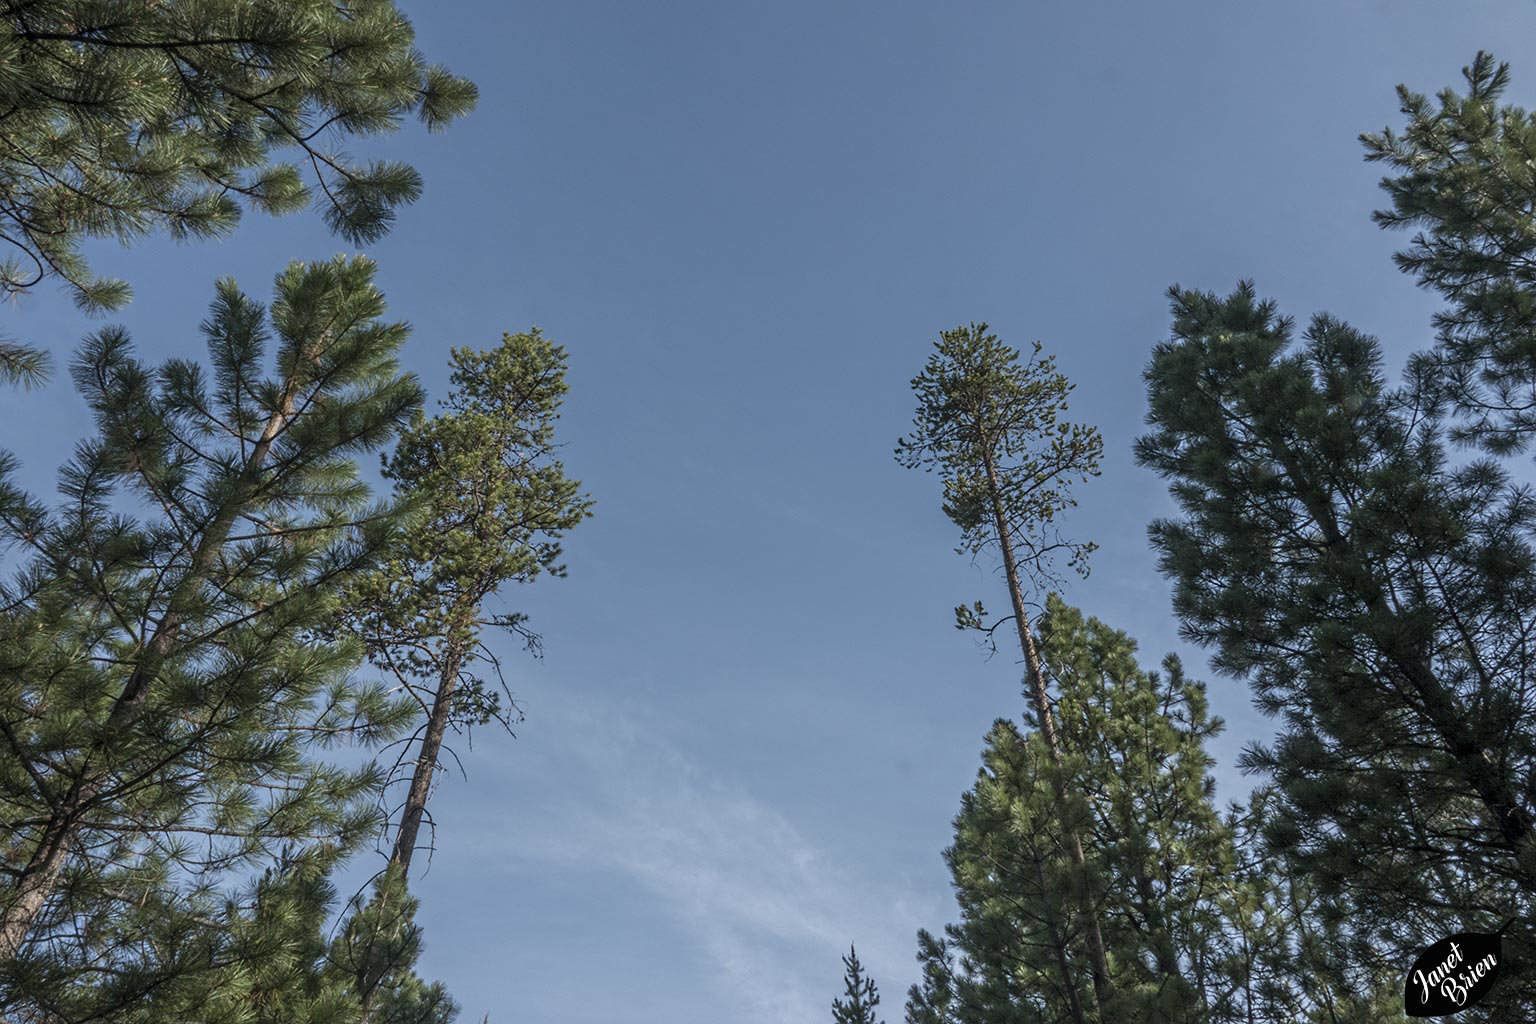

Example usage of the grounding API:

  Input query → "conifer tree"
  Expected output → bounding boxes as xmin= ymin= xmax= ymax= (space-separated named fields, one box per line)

xmin=1224 ymin=790 xmax=1405 ymax=1024
xmin=0 ymin=256 xmax=424 ymax=1017
xmin=833 ymin=945 xmax=885 ymax=1024
xmin=1363 ymin=51 xmax=1536 ymax=455
xmin=903 ymin=599 xmax=1380 ymax=1024
xmin=320 ymin=331 xmax=592 ymax=1024
xmin=896 ymin=324 xmax=1113 ymax=1016
xmin=1042 ymin=600 xmax=1229 ymax=1021
xmin=95 ymin=854 xmax=458 ymax=1024
xmin=347 ymin=329 xmax=592 ymax=878
xmin=319 ymin=329 xmax=590 ymax=1024
xmin=1136 ymin=281 xmax=1536 ymax=1016
xmin=328 ymin=866 xmax=460 ymax=1024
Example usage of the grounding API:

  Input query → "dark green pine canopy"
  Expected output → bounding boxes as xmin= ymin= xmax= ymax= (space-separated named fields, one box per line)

xmin=0 ymin=0 xmax=477 ymax=385
xmin=1137 ymin=280 xmax=1536 ymax=1017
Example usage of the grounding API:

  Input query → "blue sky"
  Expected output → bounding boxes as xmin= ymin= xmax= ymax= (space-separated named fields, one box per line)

xmin=7 ymin=2 xmax=1536 ymax=1020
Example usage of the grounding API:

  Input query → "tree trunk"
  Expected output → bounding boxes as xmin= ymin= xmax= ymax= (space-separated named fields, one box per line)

xmin=389 ymin=613 xmax=473 ymax=877
xmin=981 ymin=450 xmax=1118 ymax=1019
xmin=364 ymin=613 xmax=473 ymax=1024
xmin=0 ymin=815 xmax=74 ymax=957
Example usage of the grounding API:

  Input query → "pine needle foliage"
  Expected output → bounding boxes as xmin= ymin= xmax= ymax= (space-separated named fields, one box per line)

xmin=0 ymin=0 xmax=477 ymax=314
xmin=833 ymin=944 xmax=884 ymax=1024
xmin=0 ymin=255 xmax=424 ymax=1019
xmin=904 ymin=599 xmax=1393 ymax=1024
xmin=0 ymin=339 xmax=51 ymax=389
xmin=1364 ymin=51 xmax=1536 ymax=455
xmin=895 ymin=324 xmax=1101 ymax=606
xmin=1136 ymin=281 xmax=1536 ymax=1017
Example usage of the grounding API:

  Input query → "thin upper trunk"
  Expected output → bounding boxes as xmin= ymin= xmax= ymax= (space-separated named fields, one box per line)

xmin=361 ymin=613 xmax=474 ymax=1024
xmin=389 ymin=605 xmax=475 ymax=877
xmin=980 ymin=448 xmax=1118 ymax=1019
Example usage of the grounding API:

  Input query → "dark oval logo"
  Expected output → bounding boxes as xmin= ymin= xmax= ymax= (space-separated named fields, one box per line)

xmin=1404 ymin=923 xmax=1509 ymax=1017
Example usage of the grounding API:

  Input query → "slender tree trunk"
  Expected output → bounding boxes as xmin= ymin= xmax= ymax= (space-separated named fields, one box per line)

xmin=366 ymin=608 xmax=477 ymax=1024
xmin=389 ymin=608 xmax=474 ymax=877
xmin=0 ymin=396 xmax=296 ymax=958
xmin=1193 ymin=931 xmax=1209 ymax=1016
xmin=981 ymin=449 xmax=1117 ymax=1019
xmin=0 ymin=816 xmax=74 ymax=958
xmin=1242 ymin=926 xmax=1255 ymax=1024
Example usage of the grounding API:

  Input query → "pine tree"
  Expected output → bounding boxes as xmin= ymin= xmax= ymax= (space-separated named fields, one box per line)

xmin=1363 ymin=51 xmax=1536 ymax=455
xmin=923 ymin=716 xmax=1092 ymax=1024
xmin=0 ymin=255 xmax=424 ymax=1018
xmin=1135 ymin=281 xmax=1536 ymax=1016
xmin=1041 ymin=599 xmax=1227 ymax=1021
xmin=101 ymin=854 xmax=459 ymax=1024
xmin=903 ymin=599 xmax=1379 ymax=1024
xmin=1121 ymin=49 xmax=1536 ymax=1018
xmin=904 ymin=931 xmax=959 ymax=1024
xmin=347 ymin=328 xmax=592 ymax=878
xmin=833 ymin=944 xmax=885 ymax=1024
xmin=1225 ymin=789 xmax=1405 ymax=1024
xmin=895 ymin=323 xmax=1113 ymax=1017
xmin=327 ymin=329 xmax=589 ymax=1024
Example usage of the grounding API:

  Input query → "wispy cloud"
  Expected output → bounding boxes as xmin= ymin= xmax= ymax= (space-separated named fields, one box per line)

xmin=486 ymin=690 xmax=933 ymax=1022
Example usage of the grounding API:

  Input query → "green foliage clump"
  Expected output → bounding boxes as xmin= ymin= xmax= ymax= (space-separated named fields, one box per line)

xmin=1365 ymin=52 xmax=1536 ymax=455
xmin=833 ymin=944 xmax=885 ymax=1024
xmin=0 ymin=0 xmax=477 ymax=387
xmin=0 ymin=0 xmax=477 ymax=311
